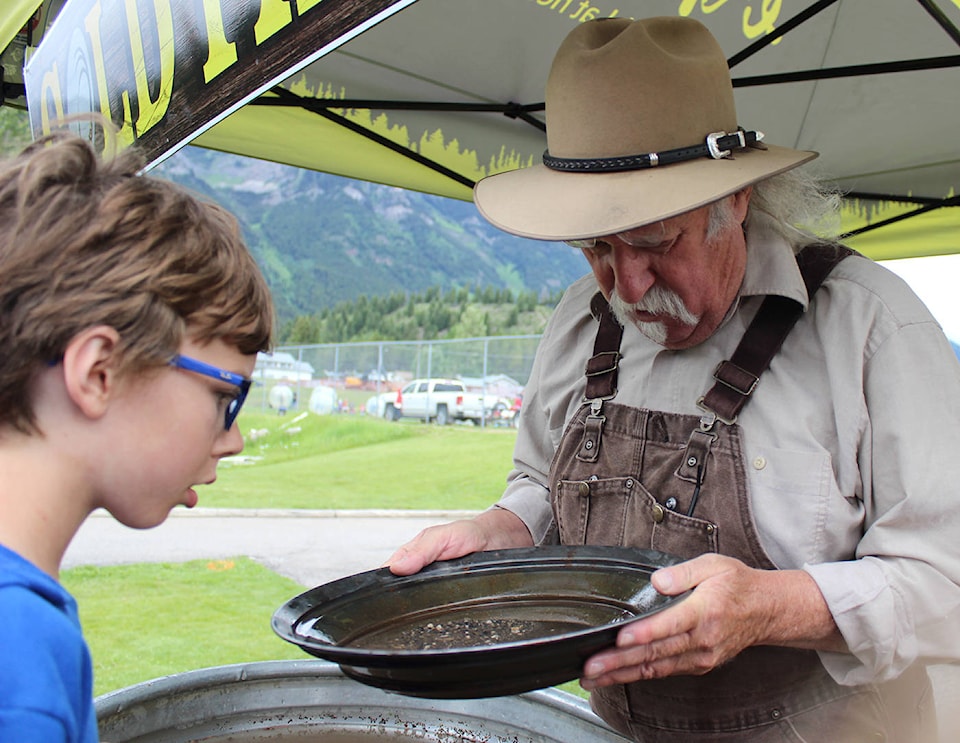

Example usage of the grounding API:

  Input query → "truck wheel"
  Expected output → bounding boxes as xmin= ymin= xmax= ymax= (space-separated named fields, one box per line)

xmin=435 ymin=405 xmax=450 ymax=426
xmin=385 ymin=404 xmax=401 ymax=422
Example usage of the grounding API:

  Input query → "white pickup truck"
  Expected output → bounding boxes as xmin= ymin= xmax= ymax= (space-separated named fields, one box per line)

xmin=379 ymin=378 xmax=486 ymax=425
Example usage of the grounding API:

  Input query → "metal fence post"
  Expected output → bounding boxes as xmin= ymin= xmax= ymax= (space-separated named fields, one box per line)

xmin=482 ymin=337 xmax=489 ymax=428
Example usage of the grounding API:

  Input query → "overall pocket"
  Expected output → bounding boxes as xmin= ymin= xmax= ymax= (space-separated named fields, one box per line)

xmin=554 ymin=476 xmax=719 ymax=557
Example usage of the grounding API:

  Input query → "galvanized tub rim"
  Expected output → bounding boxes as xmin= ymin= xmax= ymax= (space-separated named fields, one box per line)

xmin=95 ymin=659 xmax=631 ymax=742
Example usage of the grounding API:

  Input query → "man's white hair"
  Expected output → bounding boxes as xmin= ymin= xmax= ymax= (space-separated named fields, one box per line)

xmin=746 ymin=169 xmax=844 ymax=251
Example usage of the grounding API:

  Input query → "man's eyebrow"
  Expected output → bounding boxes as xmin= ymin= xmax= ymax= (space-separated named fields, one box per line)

xmin=630 ymin=233 xmax=676 ymax=249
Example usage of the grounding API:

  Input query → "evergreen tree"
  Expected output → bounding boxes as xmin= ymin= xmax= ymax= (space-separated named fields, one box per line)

xmin=277 ymin=284 xmax=560 ymax=344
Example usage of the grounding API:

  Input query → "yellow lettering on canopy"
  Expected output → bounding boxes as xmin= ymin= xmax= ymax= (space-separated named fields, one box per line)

xmin=254 ymin=0 xmax=294 ymax=46
xmin=677 ymin=0 xmax=781 ymax=42
xmin=570 ymin=1 xmax=591 ymax=20
xmin=38 ymin=62 xmax=65 ymax=135
xmin=743 ymin=0 xmax=781 ymax=39
xmin=124 ymin=0 xmax=174 ymax=136
xmin=85 ymin=1 xmax=134 ymax=146
xmin=679 ymin=0 xmax=729 ymax=16
xmin=202 ymin=0 xmax=238 ymax=83
xmin=298 ymin=0 xmax=326 ymax=13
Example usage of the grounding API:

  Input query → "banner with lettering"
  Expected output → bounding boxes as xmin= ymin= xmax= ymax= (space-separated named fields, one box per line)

xmin=24 ymin=0 xmax=412 ymax=160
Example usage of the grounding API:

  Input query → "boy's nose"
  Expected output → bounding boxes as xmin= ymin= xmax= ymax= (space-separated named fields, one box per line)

xmin=219 ymin=422 xmax=245 ymax=458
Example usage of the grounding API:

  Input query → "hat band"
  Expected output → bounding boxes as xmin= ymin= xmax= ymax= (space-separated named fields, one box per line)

xmin=542 ymin=129 xmax=764 ymax=173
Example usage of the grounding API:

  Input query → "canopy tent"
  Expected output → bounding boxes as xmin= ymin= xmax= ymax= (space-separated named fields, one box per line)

xmin=2 ymin=0 xmax=959 ymax=260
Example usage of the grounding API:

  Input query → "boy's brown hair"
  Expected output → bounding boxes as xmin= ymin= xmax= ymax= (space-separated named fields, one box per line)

xmin=0 ymin=131 xmax=274 ymax=434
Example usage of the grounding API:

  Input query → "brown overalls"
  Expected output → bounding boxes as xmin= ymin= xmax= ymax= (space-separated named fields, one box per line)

xmin=546 ymin=246 xmax=936 ymax=742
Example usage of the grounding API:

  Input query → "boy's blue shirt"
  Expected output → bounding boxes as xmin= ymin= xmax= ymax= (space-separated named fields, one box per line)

xmin=0 ymin=543 xmax=98 ymax=742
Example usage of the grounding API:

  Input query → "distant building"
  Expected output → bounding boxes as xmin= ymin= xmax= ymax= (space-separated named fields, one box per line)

xmin=461 ymin=374 xmax=523 ymax=399
xmin=255 ymin=351 xmax=315 ymax=382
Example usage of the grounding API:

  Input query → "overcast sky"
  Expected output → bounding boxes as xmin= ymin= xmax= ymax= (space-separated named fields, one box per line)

xmin=882 ymin=254 xmax=960 ymax=343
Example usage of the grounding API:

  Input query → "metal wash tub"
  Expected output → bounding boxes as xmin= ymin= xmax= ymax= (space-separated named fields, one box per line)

xmin=95 ymin=660 xmax=631 ymax=742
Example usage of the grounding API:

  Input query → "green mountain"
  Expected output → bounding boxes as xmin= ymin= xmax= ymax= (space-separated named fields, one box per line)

xmin=152 ymin=146 xmax=588 ymax=326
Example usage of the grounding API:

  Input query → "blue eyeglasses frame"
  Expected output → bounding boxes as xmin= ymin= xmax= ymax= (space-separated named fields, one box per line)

xmin=170 ymin=354 xmax=252 ymax=430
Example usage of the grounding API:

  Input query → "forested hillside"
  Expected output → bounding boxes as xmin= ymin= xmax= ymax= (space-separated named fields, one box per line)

xmin=153 ymin=146 xmax=587 ymax=331
xmin=283 ymin=284 xmax=563 ymax=344
xmin=0 ymin=105 xmax=31 ymax=155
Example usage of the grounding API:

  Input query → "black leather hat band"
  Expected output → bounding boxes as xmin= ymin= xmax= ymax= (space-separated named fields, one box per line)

xmin=542 ymin=128 xmax=765 ymax=173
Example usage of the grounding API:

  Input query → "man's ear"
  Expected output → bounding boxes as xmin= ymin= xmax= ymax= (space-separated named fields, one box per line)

xmin=61 ymin=326 xmax=123 ymax=420
xmin=733 ymin=185 xmax=753 ymax=224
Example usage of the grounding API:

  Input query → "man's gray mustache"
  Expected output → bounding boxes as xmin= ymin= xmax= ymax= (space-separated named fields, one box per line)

xmin=609 ymin=287 xmax=700 ymax=326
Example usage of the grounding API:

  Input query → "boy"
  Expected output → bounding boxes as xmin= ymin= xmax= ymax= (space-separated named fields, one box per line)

xmin=0 ymin=132 xmax=274 ymax=741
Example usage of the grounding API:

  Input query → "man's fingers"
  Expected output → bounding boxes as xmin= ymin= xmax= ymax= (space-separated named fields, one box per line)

xmin=384 ymin=545 xmax=429 ymax=575
xmin=651 ymin=552 xmax=732 ymax=595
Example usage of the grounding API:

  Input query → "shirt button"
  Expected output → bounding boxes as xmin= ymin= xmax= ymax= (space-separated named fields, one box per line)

xmin=665 ymin=497 xmax=678 ymax=510
xmin=578 ymin=481 xmax=590 ymax=496
xmin=651 ymin=504 xmax=665 ymax=523
xmin=753 ymin=456 xmax=767 ymax=470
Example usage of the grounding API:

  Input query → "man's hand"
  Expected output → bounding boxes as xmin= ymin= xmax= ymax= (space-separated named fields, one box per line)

xmin=580 ymin=553 xmax=845 ymax=689
xmin=385 ymin=507 xmax=534 ymax=575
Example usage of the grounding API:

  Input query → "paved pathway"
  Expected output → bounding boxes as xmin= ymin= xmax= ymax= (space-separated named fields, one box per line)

xmin=62 ymin=507 xmax=475 ymax=587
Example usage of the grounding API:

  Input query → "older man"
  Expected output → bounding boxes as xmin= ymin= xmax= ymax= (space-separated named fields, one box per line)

xmin=388 ymin=16 xmax=960 ymax=742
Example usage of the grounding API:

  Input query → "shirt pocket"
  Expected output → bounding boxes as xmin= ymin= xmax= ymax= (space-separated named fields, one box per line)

xmin=748 ymin=446 xmax=836 ymax=567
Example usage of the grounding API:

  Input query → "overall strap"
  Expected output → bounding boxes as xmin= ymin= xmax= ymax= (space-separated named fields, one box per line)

xmin=699 ymin=243 xmax=856 ymax=424
xmin=585 ymin=291 xmax=624 ymax=400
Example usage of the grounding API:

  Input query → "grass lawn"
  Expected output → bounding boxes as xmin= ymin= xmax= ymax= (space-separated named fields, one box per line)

xmin=62 ymin=558 xmax=308 ymax=696
xmin=201 ymin=410 xmax=518 ymax=511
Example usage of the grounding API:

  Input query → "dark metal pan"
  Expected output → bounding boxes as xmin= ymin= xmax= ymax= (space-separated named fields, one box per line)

xmin=272 ymin=545 xmax=688 ymax=699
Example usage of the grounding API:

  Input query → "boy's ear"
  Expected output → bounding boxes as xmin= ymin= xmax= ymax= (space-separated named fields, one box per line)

xmin=61 ymin=326 xmax=123 ymax=420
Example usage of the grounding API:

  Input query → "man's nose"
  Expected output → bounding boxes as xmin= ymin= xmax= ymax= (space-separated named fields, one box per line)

xmin=609 ymin=243 xmax=656 ymax=304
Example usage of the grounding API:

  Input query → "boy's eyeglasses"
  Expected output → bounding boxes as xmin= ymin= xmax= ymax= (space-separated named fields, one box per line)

xmin=170 ymin=355 xmax=252 ymax=430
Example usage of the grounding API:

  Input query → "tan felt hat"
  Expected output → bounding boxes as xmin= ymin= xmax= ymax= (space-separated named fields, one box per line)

xmin=474 ymin=16 xmax=817 ymax=241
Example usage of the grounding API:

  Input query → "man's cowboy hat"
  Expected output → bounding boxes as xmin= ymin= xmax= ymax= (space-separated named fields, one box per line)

xmin=473 ymin=17 xmax=817 ymax=241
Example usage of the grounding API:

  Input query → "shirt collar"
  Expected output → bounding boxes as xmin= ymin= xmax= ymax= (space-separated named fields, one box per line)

xmin=740 ymin=220 xmax=810 ymax=309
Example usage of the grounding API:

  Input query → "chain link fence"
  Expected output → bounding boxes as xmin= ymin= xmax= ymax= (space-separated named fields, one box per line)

xmin=250 ymin=335 xmax=543 ymax=422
